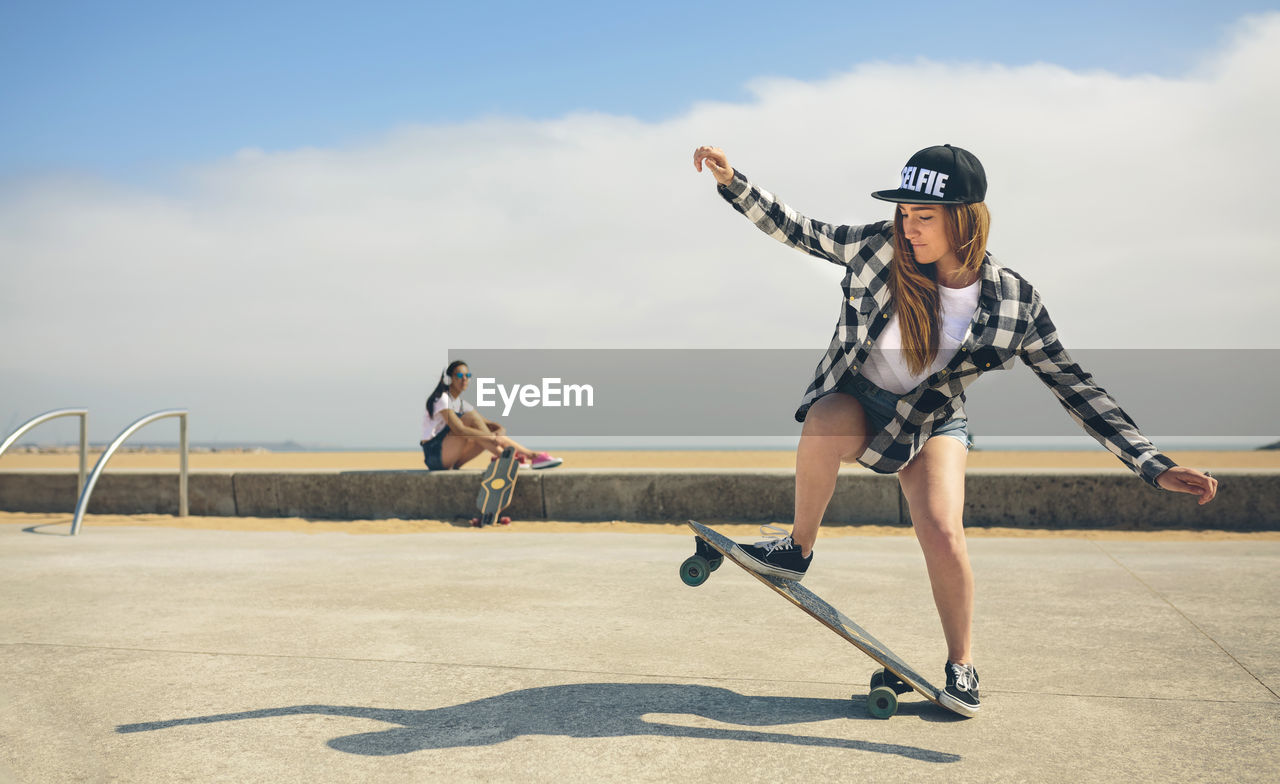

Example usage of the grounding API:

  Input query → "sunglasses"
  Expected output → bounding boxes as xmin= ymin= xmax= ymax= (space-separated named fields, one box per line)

xmin=454 ymin=372 xmax=473 ymax=379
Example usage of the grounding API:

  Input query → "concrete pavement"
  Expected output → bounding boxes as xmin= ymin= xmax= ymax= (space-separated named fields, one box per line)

xmin=1 ymin=522 xmax=1277 ymax=783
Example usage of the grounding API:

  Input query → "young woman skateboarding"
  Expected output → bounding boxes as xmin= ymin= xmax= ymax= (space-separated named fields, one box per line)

xmin=692 ymin=143 xmax=1217 ymax=716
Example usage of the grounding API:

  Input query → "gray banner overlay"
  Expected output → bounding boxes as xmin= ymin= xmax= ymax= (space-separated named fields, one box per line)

xmin=447 ymin=349 xmax=1275 ymax=439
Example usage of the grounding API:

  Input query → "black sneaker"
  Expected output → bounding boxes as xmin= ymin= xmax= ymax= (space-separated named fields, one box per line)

xmin=731 ymin=526 xmax=812 ymax=581
xmin=940 ymin=661 xmax=980 ymax=717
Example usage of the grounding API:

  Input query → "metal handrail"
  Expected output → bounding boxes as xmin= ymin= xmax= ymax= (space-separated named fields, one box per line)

xmin=0 ymin=408 xmax=90 ymax=498
xmin=71 ymin=409 xmax=188 ymax=535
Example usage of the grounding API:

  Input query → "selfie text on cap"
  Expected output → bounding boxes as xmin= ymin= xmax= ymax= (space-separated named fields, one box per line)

xmin=899 ymin=166 xmax=949 ymax=197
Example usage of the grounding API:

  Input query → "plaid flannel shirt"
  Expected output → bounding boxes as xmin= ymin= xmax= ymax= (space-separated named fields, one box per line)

xmin=719 ymin=170 xmax=1177 ymax=487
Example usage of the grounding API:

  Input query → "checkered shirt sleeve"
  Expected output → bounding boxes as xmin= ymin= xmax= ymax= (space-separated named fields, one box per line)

xmin=718 ymin=170 xmax=884 ymax=267
xmin=1018 ymin=291 xmax=1178 ymax=487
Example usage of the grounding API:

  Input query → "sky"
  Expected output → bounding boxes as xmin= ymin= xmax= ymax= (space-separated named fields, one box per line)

xmin=2 ymin=1 xmax=1279 ymax=449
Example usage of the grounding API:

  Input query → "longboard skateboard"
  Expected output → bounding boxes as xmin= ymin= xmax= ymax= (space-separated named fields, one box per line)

xmin=681 ymin=520 xmax=966 ymax=719
xmin=474 ymin=447 xmax=519 ymax=527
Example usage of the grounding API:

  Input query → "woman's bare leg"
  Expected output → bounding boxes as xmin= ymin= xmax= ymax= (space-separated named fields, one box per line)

xmin=460 ymin=412 xmax=537 ymax=460
xmin=439 ymin=434 xmax=489 ymax=469
xmin=791 ymin=393 xmax=874 ymax=556
xmin=896 ymin=436 xmax=973 ymax=664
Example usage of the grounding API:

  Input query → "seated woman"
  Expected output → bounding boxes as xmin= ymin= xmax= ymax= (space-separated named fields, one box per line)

xmin=421 ymin=360 xmax=563 ymax=471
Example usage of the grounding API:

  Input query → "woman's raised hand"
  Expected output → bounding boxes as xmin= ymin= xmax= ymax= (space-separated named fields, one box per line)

xmin=693 ymin=146 xmax=735 ymax=186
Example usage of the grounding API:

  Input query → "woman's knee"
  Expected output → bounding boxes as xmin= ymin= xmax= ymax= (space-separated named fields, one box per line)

xmin=911 ymin=511 xmax=968 ymax=556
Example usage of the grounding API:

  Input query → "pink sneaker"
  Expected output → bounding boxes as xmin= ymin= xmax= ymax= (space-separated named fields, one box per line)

xmin=530 ymin=452 xmax=563 ymax=470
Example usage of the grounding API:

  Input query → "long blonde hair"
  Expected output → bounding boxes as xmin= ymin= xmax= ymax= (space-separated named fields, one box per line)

xmin=889 ymin=203 xmax=991 ymax=375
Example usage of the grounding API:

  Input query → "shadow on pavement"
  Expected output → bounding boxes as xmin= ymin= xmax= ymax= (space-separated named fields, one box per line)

xmin=22 ymin=522 xmax=73 ymax=536
xmin=118 ymin=682 xmax=961 ymax=762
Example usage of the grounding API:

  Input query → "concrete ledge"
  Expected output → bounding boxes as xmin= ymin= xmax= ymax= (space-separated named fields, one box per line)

xmin=230 ymin=471 xmax=545 ymax=521
xmin=961 ymin=469 xmax=1280 ymax=528
xmin=0 ymin=472 xmax=237 ymax=516
xmin=1 ymin=468 xmax=1276 ymax=530
xmin=540 ymin=470 xmax=898 ymax=524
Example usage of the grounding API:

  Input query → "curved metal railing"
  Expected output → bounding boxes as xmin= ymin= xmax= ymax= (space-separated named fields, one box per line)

xmin=71 ymin=409 xmax=188 ymax=536
xmin=0 ymin=408 xmax=90 ymax=499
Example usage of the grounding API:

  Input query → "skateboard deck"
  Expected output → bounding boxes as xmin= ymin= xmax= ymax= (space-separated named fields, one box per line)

xmin=475 ymin=447 xmax=519 ymax=526
xmin=682 ymin=520 xmax=964 ymax=718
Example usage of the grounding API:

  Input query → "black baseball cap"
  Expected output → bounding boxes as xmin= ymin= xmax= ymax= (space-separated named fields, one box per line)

xmin=870 ymin=144 xmax=987 ymax=205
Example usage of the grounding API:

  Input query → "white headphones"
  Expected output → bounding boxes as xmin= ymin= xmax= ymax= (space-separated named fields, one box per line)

xmin=442 ymin=361 xmax=469 ymax=387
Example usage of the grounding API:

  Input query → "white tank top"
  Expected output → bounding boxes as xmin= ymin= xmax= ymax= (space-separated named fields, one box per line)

xmin=421 ymin=393 xmax=474 ymax=441
xmin=861 ymin=280 xmax=980 ymax=395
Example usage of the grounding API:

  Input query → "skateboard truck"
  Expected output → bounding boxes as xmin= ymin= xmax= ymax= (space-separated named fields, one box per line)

xmin=867 ymin=667 xmax=913 ymax=719
xmin=679 ymin=535 xmax=724 ymax=586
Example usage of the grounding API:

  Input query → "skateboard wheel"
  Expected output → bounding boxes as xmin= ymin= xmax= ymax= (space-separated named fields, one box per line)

xmin=709 ymin=556 xmax=723 ymax=572
xmin=499 ymin=516 xmax=511 ymax=525
xmin=870 ymin=668 xmax=887 ymax=690
xmin=470 ymin=518 xmax=481 ymax=528
xmin=680 ymin=556 xmax=712 ymax=587
xmin=867 ymin=686 xmax=898 ymax=719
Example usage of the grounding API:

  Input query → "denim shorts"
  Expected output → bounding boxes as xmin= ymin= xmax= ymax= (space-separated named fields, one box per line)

xmin=421 ymin=426 xmax=450 ymax=471
xmin=831 ymin=373 xmax=970 ymax=448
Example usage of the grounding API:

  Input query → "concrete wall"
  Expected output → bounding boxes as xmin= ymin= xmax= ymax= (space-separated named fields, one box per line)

xmin=1 ymin=468 xmax=1276 ymax=530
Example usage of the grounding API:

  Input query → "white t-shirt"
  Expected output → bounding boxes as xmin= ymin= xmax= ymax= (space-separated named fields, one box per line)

xmin=421 ymin=392 xmax=475 ymax=442
xmin=862 ymin=280 xmax=981 ymax=395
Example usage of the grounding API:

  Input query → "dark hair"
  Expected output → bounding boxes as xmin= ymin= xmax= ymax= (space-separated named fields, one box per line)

xmin=425 ymin=359 xmax=469 ymax=416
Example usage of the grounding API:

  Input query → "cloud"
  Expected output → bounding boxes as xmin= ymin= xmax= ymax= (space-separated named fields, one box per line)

xmin=2 ymin=13 xmax=1278 ymax=445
